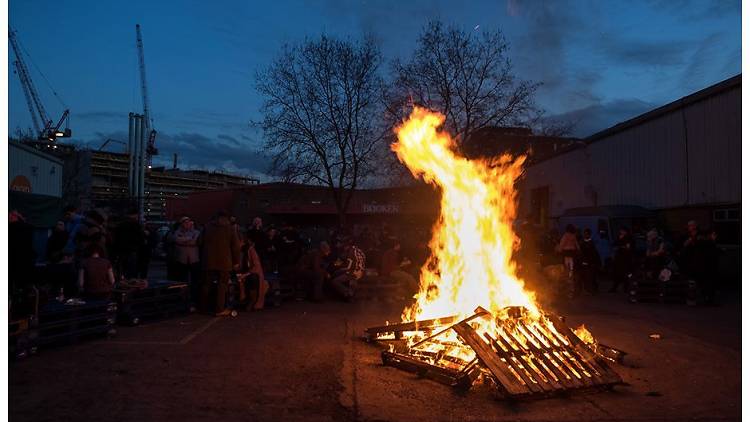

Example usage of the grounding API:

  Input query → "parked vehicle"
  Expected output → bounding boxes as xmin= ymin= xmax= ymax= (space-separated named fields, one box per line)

xmin=556 ymin=205 xmax=656 ymax=268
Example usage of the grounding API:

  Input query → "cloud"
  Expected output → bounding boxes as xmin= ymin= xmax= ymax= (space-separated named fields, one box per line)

xmin=594 ymin=35 xmax=693 ymax=67
xmin=76 ymin=129 xmax=272 ymax=179
xmin=646 ymin=0 xmax=740 ymax=21
xmin=75 ymin=111 xmax=127 ymax=121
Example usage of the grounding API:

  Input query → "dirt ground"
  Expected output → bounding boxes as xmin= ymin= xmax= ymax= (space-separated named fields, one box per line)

xmin=9 ymin=287 xmax=741 ymax=422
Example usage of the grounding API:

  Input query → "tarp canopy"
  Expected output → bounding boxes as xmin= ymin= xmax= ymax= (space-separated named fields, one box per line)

xmin=9 ymin=190 xmax=62 ymax=228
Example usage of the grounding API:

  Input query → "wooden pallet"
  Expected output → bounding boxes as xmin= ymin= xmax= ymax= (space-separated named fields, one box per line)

xmin=114 ymin=280 xmax=189 ymax=325
xmin=628 ymin=278 xmax=688 ymax=304
xmin=366 ymin=308 xmax=623 ymax=399
xmin=36 ymin=300 xmax=117 ymax=347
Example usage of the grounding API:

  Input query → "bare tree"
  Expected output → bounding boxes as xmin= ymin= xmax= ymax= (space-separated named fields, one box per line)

xmin=255 ymin=35 xmax=386 ymax=226
xmin=385 ymin=21 xmax=542 ymax=148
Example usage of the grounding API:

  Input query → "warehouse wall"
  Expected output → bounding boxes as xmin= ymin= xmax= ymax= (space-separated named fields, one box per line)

xmin=518 ymin=77 xmax=740 ymax=220
xmin=9 ymin=142 xmax=63 ymax=198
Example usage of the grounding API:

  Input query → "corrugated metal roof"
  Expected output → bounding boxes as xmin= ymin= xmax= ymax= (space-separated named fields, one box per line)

xmin=528 ymin=74 xmax=741 ymax=166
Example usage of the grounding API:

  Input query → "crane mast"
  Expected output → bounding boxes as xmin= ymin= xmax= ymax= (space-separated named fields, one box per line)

xmin=135 ymin=24 xmax=158 ymax=163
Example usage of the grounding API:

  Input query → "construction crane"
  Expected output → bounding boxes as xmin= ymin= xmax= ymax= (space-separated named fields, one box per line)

xmin=9 ymin=27 xmax=71 ymax=141
xmin=136 ymin=24 xmax=158 ymax=165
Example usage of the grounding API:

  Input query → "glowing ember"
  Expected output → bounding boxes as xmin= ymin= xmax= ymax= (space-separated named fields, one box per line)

xmin=392 ymin=107 xmax=539 ymax=323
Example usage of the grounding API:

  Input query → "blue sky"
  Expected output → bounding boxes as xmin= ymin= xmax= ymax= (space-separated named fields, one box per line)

xmin=9 ymin=0 xmax=741 ymax=178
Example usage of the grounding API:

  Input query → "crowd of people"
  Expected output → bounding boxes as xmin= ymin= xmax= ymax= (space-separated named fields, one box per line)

xmin=9 ymin=203 xmax=726 ymax=321
xmin=15 ymin=204 xmax=426 ymax=317
xmin=530 ymin=219 xmax=722 ymax=304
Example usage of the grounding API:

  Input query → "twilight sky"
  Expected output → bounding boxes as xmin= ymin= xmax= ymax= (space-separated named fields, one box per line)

xmin=8 ymin=0 xmax=741 ymax=179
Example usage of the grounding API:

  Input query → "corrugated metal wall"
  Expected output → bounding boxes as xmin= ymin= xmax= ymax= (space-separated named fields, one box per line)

xmin=9 ymin=143 xmax=63 ymax=198
xmin=519 ymin=79 xmax=740 ymax=218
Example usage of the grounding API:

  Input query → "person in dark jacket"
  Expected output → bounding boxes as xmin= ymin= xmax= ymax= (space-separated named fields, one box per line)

xmin=578 ymin=228 xmax=601 ymax=294
xmin=200 ymin=211 xmax=241 ymax=316
xmin=294 ymin=242 xmax=331 ymax=301
xmin=113 ymin=209 xmax=144 ymax=279
xmin=610 ymin=227 xmax=633 ymax=293
xmin=46 ymin=220 xmax=69 ymax=263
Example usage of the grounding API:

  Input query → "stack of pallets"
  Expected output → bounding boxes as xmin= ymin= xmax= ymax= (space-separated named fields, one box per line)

xmin=628 ymin=277 xmax=688 ymax=304
xmin=114 ymin=280 xmax=189 ymax=325
xmin=36 ymin=300 xmax=117 ymax=347
xmin=366 ymin=307 xmax=623 ymax=399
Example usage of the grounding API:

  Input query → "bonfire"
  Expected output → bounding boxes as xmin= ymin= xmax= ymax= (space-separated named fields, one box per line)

xmin=365 ymin=108 xmax=622 ymax=398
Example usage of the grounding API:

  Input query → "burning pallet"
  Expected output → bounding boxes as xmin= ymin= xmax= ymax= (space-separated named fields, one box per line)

xmin=365 ymin=307 xmax=623 ymax=399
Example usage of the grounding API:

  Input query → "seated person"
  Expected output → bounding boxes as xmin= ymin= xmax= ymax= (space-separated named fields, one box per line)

xmin=294 ymin=242 xmax=331 ymax=302
xmin=78 ymin=244 xmax=115 ymax=301
xmin=237 ymin=235 xmax=269 ymax=310
xmin=330 ymin=239 xmax=365 ymax=301
xmin=381 ymin=239 xmax=419 ymax=293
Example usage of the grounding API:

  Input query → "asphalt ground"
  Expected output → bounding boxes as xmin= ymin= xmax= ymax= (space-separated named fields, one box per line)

xmin=9 ymin=285 xmax=741 ymax=422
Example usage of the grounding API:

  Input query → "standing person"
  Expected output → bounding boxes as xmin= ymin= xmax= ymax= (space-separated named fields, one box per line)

xmin=294 ymin=242 xmax=332 ymax=302
xmin=380 ymin=239 xmax=418 ymax=293
xmin=557 ymin=224 xmax=579 ymax=297
xmin=46 ymin=220 xmax=69 ymax=263
xmin=174 ymin=216 xmax=201 ymax=307
xmin=9 ymin=211 xmax=36 ymax=293
xmin=557 ymin=224 xmax=580 ymax=273
xmin=701 ymin=229 xmax=721 ymax=305
xmin=579 ymin=228 xmax=601 ymax=294
xmin=610 ymin=227 xmax=634 ymax=293
xmin=330 ymin=239 xmax=365 ymax=301
xmin=138 ymin=224 xmax=157 ymax=279
xmin=645 ymin=229 xmax=666 ymax=278
xmin=263 ymin=228 xmax=280 ymax=274
xmin=78 ymin=244 xmax=115 ymax=301
xmin=200 ymin=211 xmax=240 ymax=316
xmin=164 ymin=221 xmax=180 ymax=280
xmin=76 ymin=210 xmax=108 ymax=259
xmin=247 ymin=217 xmax=265 ymax=248
xmin=113 ymin=209 xmax=144 ymax=280
xmin=62 ymin=205 xmax=84 ymax=256
xmin=279 ymin=222 xmax=302 ymax=272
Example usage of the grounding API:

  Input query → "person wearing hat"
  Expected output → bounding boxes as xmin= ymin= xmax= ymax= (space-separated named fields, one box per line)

xmin=174 ymin=216 xmax=201 ymax=306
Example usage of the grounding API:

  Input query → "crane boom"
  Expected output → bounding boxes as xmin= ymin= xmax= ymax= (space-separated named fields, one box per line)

xmin=13 ymin=60 xmax=42 ymax=134
xmin=9 ymin=28 xmax=51 ymax=132
xmin=136 ymin=24 xmax=158 ymax=162
xmin=9 ymin=27 xmax=71 ymax=141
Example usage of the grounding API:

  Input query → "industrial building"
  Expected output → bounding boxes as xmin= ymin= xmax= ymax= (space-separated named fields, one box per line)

xmin=9 ymin=140 xmax=64 ymax=259
xmin=23 ymin=140 xmax=259 ymax=222
xmin=166 ymin=182 xmax=440 ymax=228
xmin=517 ymin=74 xmax=741 ymax=245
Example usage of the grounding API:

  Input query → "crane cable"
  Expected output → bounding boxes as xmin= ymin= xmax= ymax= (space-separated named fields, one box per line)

xmin=14 ymin=34 xmax=68 ymax=109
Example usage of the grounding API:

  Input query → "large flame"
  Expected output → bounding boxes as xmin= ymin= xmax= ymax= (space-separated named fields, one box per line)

xmin=392 ymin=107 xmax=539 ymax=322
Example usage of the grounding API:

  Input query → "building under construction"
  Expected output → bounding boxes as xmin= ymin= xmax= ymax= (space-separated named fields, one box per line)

xmin=24 ymin=140 xmax=259 ymax=223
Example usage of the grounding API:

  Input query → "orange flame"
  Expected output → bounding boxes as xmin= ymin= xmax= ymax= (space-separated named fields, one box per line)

xmin=574 ymin=324 xmax=596 ymax=344
xmin=392 ymin=107 xmax=539 ymax=322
